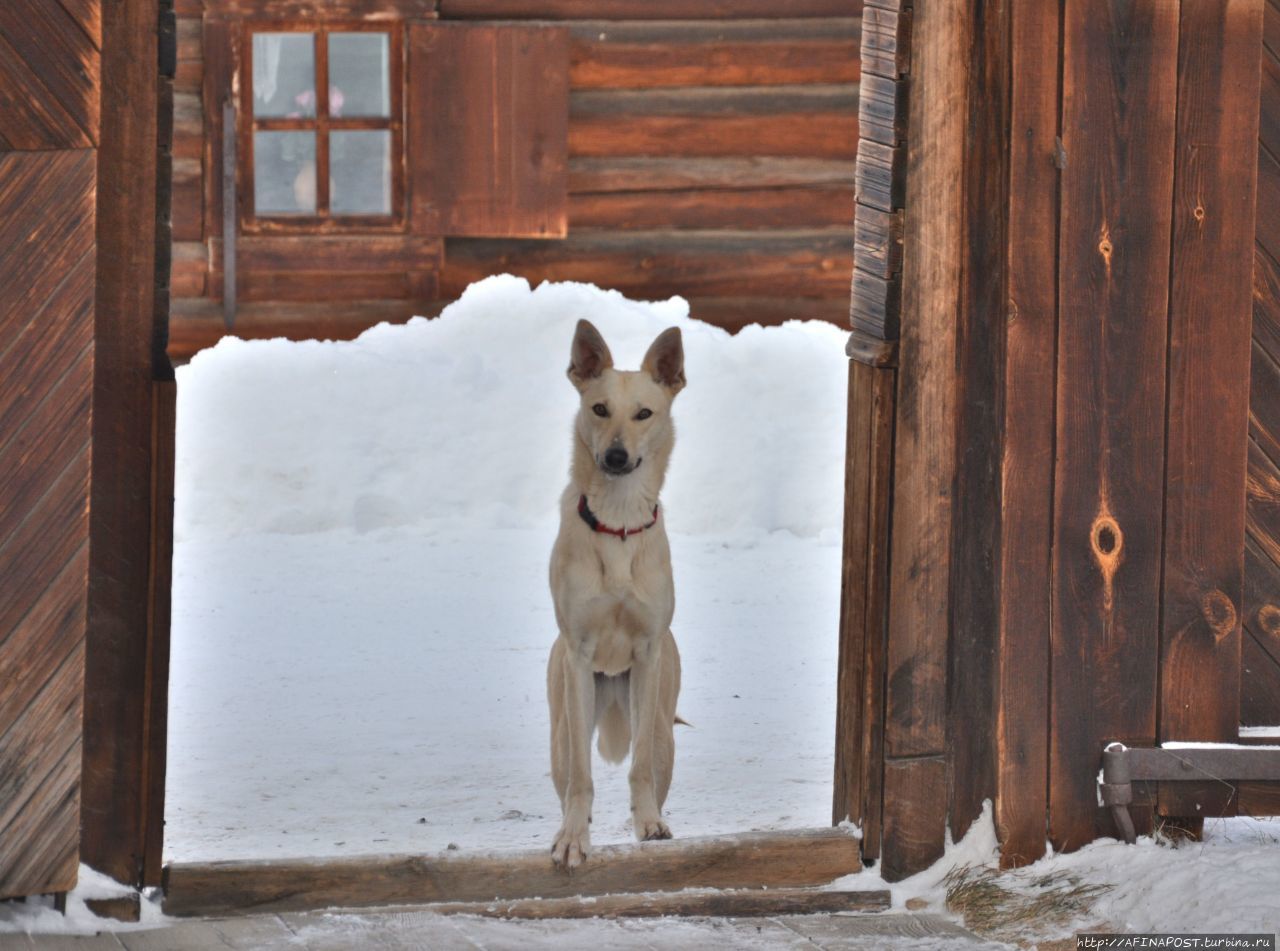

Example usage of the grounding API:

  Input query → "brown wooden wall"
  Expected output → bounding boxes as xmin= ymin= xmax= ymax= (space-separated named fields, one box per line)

xmin=0 ymin=1 xmax=99 ymax=900
xmin=167 ymin=0 xmax=860 ymax=358
xmin=1245 ymin=0 xmax=1280 ymax=728
xmin=836 ymin=0 xmax=1265 ymax=881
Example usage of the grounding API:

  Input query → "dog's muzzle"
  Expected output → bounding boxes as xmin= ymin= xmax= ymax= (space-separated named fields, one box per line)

xmin=600 ymin=447 xmax=642 ymax=476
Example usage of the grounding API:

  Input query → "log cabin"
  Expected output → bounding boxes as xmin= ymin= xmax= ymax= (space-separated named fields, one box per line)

xmin=166 ymin=0 xmax=863 ymax=359
xmin=5 ymin=0 xmax=1280 ymax=915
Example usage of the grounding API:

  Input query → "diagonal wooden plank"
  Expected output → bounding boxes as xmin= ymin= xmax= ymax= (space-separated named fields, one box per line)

xmin=1245 ymin=534 xmax=1280 ymax=669
xmin=56 ymin=0 xmax=102 ymax=51
xmin=0 ymin=32 xmax=90 ymax=151
xmin=0 ymin=0 xmax=99 ymax=147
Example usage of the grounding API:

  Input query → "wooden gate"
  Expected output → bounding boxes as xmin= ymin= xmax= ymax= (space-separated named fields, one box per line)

xmin=0 ymin=1 xmax=100 ymax=899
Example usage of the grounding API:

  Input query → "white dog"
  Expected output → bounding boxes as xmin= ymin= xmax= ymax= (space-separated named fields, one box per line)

xmin=546 ymin=320 xmax=684 ymax=868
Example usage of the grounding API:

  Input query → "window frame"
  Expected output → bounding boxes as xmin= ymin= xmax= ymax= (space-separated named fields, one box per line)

xmin=239 ymin=20 xmax=405 ymax=235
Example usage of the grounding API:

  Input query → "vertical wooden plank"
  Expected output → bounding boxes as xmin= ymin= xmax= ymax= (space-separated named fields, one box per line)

xmin=1050 ymin=0 xmax=1178 ymax=852
xmin=1159 ymin=0 xmax=1262 ymax=749
xmin=834 ymin=361 xmax=875 ymax=827
xmin=84 ymin=0 xmax=163 ymax=886
xmin=996 ymin=0 xmax=1060 ymax=869
xmin=948 ymin=0 xmax=1010 ymax=845
xmin=880 ymin=0 xmax=968 ymax=880
xmin=880 ymin=756 xmax=946 ymax=883
xmin=409 ymin=22 xmax=569 ymax=238
xmin=856 ymin=364 xmax=896 ymax=864
xmin=833 ymin=358 xmax=896 ymax=864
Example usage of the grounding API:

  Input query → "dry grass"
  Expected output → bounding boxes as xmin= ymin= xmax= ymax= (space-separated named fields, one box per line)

xmin=943 ymin=864 xmax=1113 ymax=944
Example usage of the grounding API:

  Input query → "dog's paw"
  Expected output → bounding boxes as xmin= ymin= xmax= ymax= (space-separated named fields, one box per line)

xmin=635 ymin=816 xmax=672 ymax=842
xmin=551 ymin=824 xmax=590 ymax=869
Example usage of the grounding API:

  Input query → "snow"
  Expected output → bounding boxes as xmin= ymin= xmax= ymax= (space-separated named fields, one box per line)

xmin=0 ymin=866 xmax=167 ymax=936
xmin=166 ymin=277 xmax=849 ymax=861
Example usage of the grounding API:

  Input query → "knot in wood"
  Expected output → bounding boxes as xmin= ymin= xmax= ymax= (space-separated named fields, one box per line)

xmin=1199 ymin=589 xmax=1236 ymax=642
xmin=1258 ymin=603 xmax=1280 ymax=640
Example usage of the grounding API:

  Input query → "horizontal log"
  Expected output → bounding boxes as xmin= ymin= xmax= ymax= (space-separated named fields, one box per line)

xmin=849 ymin=267 xmax=899 ymax=337
xmin=441 ymin=229 xmax=854 ymax=298
xmin=175 ymin=16 xmax=202 ymax=93
xmin=571 ymin=84 xmax=858 ymax=117
xmin=162 ymin=827 xmax=862 ymax=918
xmin=168 ymin=298 xmax=441 ymax=359
xmin=172 ymin=158 xmax=202 ymax=242
xmin=424 ymin=887 xmax=890 ymax=920
xmin=210 ymin=235 xmax=443 ymax=273
xmin=571 ymin=114 xmax=858 ymax=159
xmin=171 ymin=241 xmax=206 ymax=297
xmin=440 ymin=1 xmax=863 ymax=19
xmin=167 ymin=293 xmax=847 ymax=360
xmin=570 ymin=20 xmax=860 ymax=88
xmin=568 ymin=156 xmax=856 ymax=192
xmin=853 ymin=204 xmax=902 ymax=279
xmin=204 ymin=0 xmax=433 ymax=14
xmin=570 ymin=186 xmax=853 ymax=230
xmin=847 ymin=327 xmax=898 ymax=367
xmin=857 ymin=72 xmax=906 ymax=145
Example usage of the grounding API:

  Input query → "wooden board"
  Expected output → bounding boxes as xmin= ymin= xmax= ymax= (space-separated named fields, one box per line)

xmin=569 ymin=19 xmax=860 ymax=89
xmin=569 ymin=187 xmax=853 ymax=231
xmin=441 ymin=230 xmax=855 ymax=300
xmin=568 ymin=157 xmax=855 ymax=193
xmin=82 ymin=0 xmax=170 ymax=887
xmin=1050 ymin=0 xmax=1178 ymax=852
xmin=995 ymin=0 xmax=1059 ymax=870
xmin=409 ymin=22 xmax=569 ymax=238
xmin=883 ymin=0 xmax=966 ymax=761
xmin=569 ymin=86 xmax=857 ymax=160
xmin=1242 ymin=631 xmax=1280 ymax=726
xmin=0 ymin=0 xmax=100 ymax=150
xmin=880 ymin=757 xmax=946 ymax=883
xmin=439 ymin=0 xmax=864 ymax=18
xmin=1159 ymin=0 xmax=1262 ymax=746
xmin=0 ymin=149 xmax=96 ymax=901
xmin=162 ymin=828 xmax=862 ymax=918
xmin=423 ymin=887 xmax=890 ymax=920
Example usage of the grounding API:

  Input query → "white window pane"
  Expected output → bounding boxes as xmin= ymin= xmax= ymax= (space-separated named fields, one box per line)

xmin=328 ymin=33 xmax=390 ymax=118
xmin=254 ymin=131 xmax=316 ymax=215
xmin=330 ymin=130 xmax=390 ymax=215
xmin=252 ymin=33 xmax=316 ymax=118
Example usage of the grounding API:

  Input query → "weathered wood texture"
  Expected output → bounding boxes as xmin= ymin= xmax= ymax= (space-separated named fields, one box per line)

xmin=410 ymin=22 xmax=569 ymax=238
xmin=832 ymin=360 xmax=895 ymax=864
xmin=1050 ymin=0 xmax=1178 ymax=851
xmin=162 ymin=828 xmax=862 ymax=917
xmin=0 ymin=0 xmax=101 ymax=150
xmin=173 ymin=9 xmax=859 ymax=353
xmin=0 ymin=148 xmax=96 ymax=901
xmin=947 ymin=0 xmax=1009 ymax=848
xmin=995 ymin=0 xmax=1059 ymax=870
xmin=1245 ymin=0 xmax=1280 ymax=727
xmin=83 ymin=0 xmax=174 ymax=887
xmin=1159 ymin=0 xmax=1262 ymax=746
xmin=421 ymin=887 xmax=890 ymax=920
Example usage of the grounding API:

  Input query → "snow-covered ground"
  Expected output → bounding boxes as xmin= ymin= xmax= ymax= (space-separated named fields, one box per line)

xmin=165 ymin=277 xmax=850 ymax=861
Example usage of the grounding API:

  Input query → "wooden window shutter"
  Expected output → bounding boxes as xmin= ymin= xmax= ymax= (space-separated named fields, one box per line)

xmin=407 ymin=21 xmax=569 ymax=238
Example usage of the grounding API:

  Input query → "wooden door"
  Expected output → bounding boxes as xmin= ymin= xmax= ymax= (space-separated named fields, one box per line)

xmin=0 ymin=0 xmax=100 ymax=899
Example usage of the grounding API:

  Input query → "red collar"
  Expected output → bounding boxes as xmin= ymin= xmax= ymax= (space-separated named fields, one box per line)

xmin=578 ymin=495 xmax=659 ymax=541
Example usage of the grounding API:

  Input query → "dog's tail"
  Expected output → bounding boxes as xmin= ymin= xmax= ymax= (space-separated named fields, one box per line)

xmin=594 ymin=671 xmax=631 ymax=764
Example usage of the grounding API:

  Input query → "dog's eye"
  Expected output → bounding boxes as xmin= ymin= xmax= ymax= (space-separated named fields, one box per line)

xmin=592 ymin=403 xmax=609 ymax=417
xmin=635 ymin=408 xmax=653 ymax=421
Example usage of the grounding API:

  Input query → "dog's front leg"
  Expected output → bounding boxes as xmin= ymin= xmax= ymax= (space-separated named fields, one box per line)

xmin=628 ymin=638 xmax=672 ymax=841
xmin=552 ymin=646 xmax=595 ymax=868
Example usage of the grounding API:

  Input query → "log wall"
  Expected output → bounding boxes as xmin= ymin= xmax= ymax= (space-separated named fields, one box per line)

xmin=168 ymin=0 xmax=860 ymax=357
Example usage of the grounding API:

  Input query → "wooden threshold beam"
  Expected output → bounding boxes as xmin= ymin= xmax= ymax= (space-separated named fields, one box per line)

xmin=418 ymin=887 xmax=890 ymax=921
xmin=162 ymin=828 xmax=861 ymax=918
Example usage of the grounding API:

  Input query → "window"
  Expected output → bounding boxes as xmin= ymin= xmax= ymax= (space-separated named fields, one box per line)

xmin=241 ymin=24 xmax=403 ymax=232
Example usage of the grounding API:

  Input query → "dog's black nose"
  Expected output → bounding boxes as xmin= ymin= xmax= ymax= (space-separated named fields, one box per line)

xmin=604 ymin=447 xmax=629 ymax=471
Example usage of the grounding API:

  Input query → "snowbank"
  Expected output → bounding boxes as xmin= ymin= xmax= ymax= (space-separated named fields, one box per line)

xmin=176 ymin=276 xmax=849 ymax=544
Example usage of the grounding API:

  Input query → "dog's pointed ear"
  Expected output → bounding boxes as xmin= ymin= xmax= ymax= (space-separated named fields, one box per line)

xmin=642 ymin=327 xmax=686 ymax=396
xmin=567 ymin=319 xmax=614 ymax=390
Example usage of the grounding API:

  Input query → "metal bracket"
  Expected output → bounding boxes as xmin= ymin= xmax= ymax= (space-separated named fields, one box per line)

xmin=1099 ymin=741 xmax=1280 ymax=843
